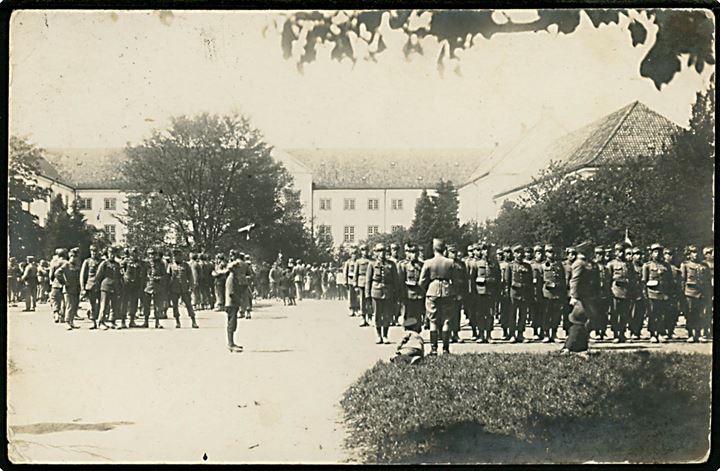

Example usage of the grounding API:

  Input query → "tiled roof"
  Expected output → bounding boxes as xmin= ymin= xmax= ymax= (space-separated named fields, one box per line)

xmin=36 ymin=155 xmax=67 ymax=184
xmin=492 ymin=101 xmax=682 ymax=198
xmin=286 ymin=148 xmax=490 ymax=189
xmin=44 ymin=148 xmax=129 ymax=190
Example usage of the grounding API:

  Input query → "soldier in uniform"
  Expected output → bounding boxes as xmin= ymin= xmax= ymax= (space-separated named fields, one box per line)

xmin=606 ymin=244 xmax=635 ymax=343
xmin=343 ymin=247 xmax=359 ymax=315
xmin=141 ymin=248 xmax=167 ymax=328
xmin=663 ymin=247 xmax=682 ymax=339
xmin=95 ymin=246 xmax=123 ymax=329
xmin=561 ymin=247 xmax=578 ymax=336
xmin=498 ymin=246 xmax=513 ymax=339
xmin=702 ymin=246 xmax=713 ymax=340
xmin=355 ymin=244 xmax=372 ymax=327
xmin=21 ymin=255 xmax=38 ymax=312
xmin=680 ymin=245 xmax=710 ymax=343
xmin=80 ymin=245 xmax=102 ymax=323
xmin=292 ymin=258 xmax=305 ymax=301
xmin=189 ymin=253 xmax=202 ymax=309
xmin=366 ymin=243 xmax=400 ymax=344
xmin=642 ymin=243 xmax=673 ymax=343
xmin=56 ymin=248 xmax=81 ymax=330
xmin=628 ymin=247 xmax=646 ymax=340
xmin=121 ymin=247 xmax=144 ymax=328
xmin=470 ymin=242 xmax=501 ymax=343
xmin=49 ymin=248 xmax=68 ymax=323
xmin=212 ymin=253 xmax=229 ymax=311
xmin=567 ymin=241 xmax=596 ymax=350
xmin=540 ymin=244 xmax=567 ymax=343
xmin=388 ymin=243 xmax=403 ymax=326
xmin=8 ymin=257 xmax=19 ymax=306
xmin=505 ymin=244 xmax=533 ymax=342
xmin=446 ymin=245 xmax=467 ymax=343
xmin=463 ymin=244 xmax=479 ymax=340
xmin=592 ymin=246 xmax=611 ymax=341
xmin=224 ymin=250 xmax=245 ymax=353
xmin=201 ymin=253 xmax=215 ymax=310
xmin=168 ymin=248 xmax=199 ymax=328
xmin=529 ymin=244 xmax=545 ymax=340
xmin=397 ymin=243 xmax=425 ymax=328
xmin=419 ymin=238 xmax=455 ymax=355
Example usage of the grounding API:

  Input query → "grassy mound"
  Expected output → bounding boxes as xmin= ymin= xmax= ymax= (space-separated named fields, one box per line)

xmin=340 ymin=351 xmax=711 ymax=464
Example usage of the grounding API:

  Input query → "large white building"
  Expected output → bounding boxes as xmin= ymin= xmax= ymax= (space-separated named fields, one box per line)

xmin=29 ymin=101 xmax=681 ymax=249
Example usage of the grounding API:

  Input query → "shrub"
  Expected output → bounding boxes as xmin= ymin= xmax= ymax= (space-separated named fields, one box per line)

xmin=340 ymin=351 xmax=711 ymax=464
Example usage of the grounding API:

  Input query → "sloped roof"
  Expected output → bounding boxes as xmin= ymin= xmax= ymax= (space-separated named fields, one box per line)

xmin=36 ymin=155 xmax=67 ymax=184
xmin=44 ymin=148 xmax=129 ymax=190
xmin=286 ymin=148 xmax=490 ymax=189
xmin=491 ymin=101 xmax=682 ymax=198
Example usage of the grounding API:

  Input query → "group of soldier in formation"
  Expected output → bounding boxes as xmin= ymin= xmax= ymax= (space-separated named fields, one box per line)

xmin=341 ymin=239 xmax=714 ymax=356
xmin=7 ymin=237 xmax=714 ymax=355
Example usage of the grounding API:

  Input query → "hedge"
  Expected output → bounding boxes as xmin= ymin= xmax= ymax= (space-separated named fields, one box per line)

xmin=340 ymin=351 xmax=711 ymax=464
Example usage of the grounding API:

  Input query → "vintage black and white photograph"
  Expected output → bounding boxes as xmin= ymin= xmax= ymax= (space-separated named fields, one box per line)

xmin=6 ymin=7 xmax=716 ymax=464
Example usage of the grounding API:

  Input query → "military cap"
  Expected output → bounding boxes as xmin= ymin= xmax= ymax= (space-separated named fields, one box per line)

xmin=502 ymin=246 xmax=512 ymax=253
xmin=55 ymin=248 xmax=67 ymax=256
xmin=402 ymin=317 xmax=419 ymax=328
xmin=663 ymin=247 xmax=673 ymax=255
xmin=359 ymin=243 xmax=368 ymax=250
xmin=614 ymin=243 xmax=624 ymax=251
xmin=390 ymin=243 xmax=399 ymax=249
xmin=26 ymin=255 xmax=35 ymax=261
xmin=288 ymin=258 xmax=294 ymax=263
xmin=544 ymin=244 xmax=554 ymax=251
xmin=574 ymin=241 xmax=593 ymax=254
xmin=524 ymin=246 xmax=533 ymax=253
xmin=374 ymin=243 xmax=386 ymax=252
xmin=89 ymin=244 xmax=98 ymax=251
xmin=478 ymin=241 xmax=489 ymax=250
xmin=432 ymin=238 xmax=445 ymax=252
xmin=238 ymin=252 xmax=246 ymax=259
xmin=632 ymin=247 xmax=642 ymax=254
xmin=604 ymin=247 xmax=613 ymax=254
xmin=533 ymin=245 xmax=543 ymax=253
xmin=684 ymin=245 xmax=697 ymax=254
xmin=650 ymin=243 xmax=663 ymax=251
xmin=467 ymin=244 xmax=475 ymax=252
xmin=404 ymin=243 xmax=417 ymax=252
xmin=594 ymin=246 xmax=604 ymax=254
xmin=703 ymin=246 xmax=713 ymax=255
xmin=69 ymin=247 xmax=80 ymax=256
xmin=229 ymin=249 xmax=239 ymax=257
xmin=512 ymin=244 xmax=523 ymax=252
xmin=447 ymin=244 xmax=458 ymax=253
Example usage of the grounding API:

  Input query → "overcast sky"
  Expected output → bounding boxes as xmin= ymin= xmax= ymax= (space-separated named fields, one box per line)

xmin=9 ymin=9 xmax=714 ymax=150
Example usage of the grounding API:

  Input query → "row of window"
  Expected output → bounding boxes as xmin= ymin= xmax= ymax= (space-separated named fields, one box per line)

xmin=319 ymin=198 xmax=404 ymax=211
xmin=318 ymin=225 xmax=404 ymax=243
xmin=77 ymin=197 xmax=117 ymax=211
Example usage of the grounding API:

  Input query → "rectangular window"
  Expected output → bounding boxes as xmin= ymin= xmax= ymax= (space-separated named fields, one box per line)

xmin=317 ymin=225 xmax=331 ymax=239
xmin=391 ymin=199 xmax=403 ymax=210
xmin=104 ymin=197 xmax=117 ymax=210
xmin=319 ymin=198 xmax=332 ymax=210
xmin=368 ymin=199 xmax=379 ymax=210
xmin=343 ymin=226 xmax=355 ymax=243
xmin=391 ymin=225 xmax=404 ymax=233
xmin=344 ymin=198 xmax=355 ymax=211
xmin=367 ymin=225 xmax=379 ymax=237
xmin=104 ymin=224 xmax=117 ymax=243
xmin=77 ymin=198 xmax=92 ymax=210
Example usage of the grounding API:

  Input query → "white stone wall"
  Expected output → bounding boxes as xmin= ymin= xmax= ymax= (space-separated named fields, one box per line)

xmin=74 ymin=189 xmax=129 ymax=244
xmin=28 ymin=176 xmax=76 ymax=227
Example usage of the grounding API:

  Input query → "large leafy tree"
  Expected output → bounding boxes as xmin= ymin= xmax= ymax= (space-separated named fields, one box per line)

xmin=8 ymin=137 xmax=49 ymax=258
xmin=279 ymin=9 xmax=714 ymax=89
xmin=409 ymin=181 xmax=464 ymax=256
xmin=122 ymin=113 xmax=313 ymax=259
xmin=43 ymin=195 xmax=104 ymax=259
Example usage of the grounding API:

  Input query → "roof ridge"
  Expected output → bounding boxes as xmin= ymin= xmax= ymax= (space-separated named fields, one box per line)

xmin=583 ymin=100 xmax=638 ymax=167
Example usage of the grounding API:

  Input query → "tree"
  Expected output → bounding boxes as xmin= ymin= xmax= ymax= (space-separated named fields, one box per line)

xmin=43 ymin=195 xmax=101 ymax=259
xmin=409 ymin=189 xmax=438 ymax=256
xmin=118 ymin=193 xmax=171 ymax=254
xmin=365 ymin=227 xmax=413 ymax=254
xmin=434 ymin=180 xmax=461 ymax=246
xmin=279 ymin=9 xmax=714 ymax=89
xmin=122 ymin=113 xmax=313 ymax=260
xmin=8 ymin=137 xmax=49 ymax=258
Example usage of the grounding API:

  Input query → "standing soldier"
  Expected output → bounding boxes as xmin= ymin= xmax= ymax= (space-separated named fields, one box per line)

xmin=168 ymin=248 xmax=199 ymax=329
xmin=365 ymin=243 xmax=400 ymax=344
xmin=564 ymin=242 xmax=595 ymax=354
xmin=398 ymin=243 xmax=425 ymax=328
xmin=56 ymin=248 xmax=81 ymax=330
xmin=387 ymin=243 xmax=403 ymax=326
xmin=592 ymin=246 xmax=611 ymax=341
xmin=37 ymin=259 xmax=50 ymax=304
xmin=189 ymin=253 xmax=202 ymax=309
xmin=95 ymin=246 xmax=123 ymax=329
xmin=540 ymin=244 xmax=567 ymax=343
xmin=529 ymin=245 xmax=545 ymax=340
xmin=606 ymin=244 xmax=635 ymax=343
xmin=663 ymin=247 xmax=682 ymax=340
xmin=561 ymin=247 xmax=578 ymax=336
xmin=292 ymin=258 xmax=305 ymax=302
xmin=212 ymin=254 xmax=229 ymax=311
xmin=628 ymin=247 xmax=646 ymax=340
xmin=343 ymin=247 xmax=359 ymax=316
xmin=470 ymin=242 xmax=501 ymax=343
xmin=419 ymin=238 xmax=455 ymax=355
xmin=49 ymin=248 xmax=68 ymax=323
xmin=702 ymin=246 xmax=713 ymax=341
xmin=355 ymin=244 xmax=372 ymax=327
xmin=642 ymin=243 xmax=673 ymax=343
xmin=505 ymin=244 xmax=533 ymax=343
xmin=680 ymin=245 xmax=710 ymax=343
xmin=142 ymin=248 xmax=167 ymax=328
xmin=498 ymin=246 xmax=513 ymax=339
xmin=201 ymin=253 xmax=214 ymax=310
xmin=463 ymin=244 xmax=479 ymax=340
xmin=447 ymin=245 xmax=467 ymax=343
xmin=8 ymin=257 xmax=19 ymax=306
xmin=121 ymin=248 xmax=144 ymax=328
xmin=224 ymin=250 xmax=245 ymax=353
xmin=80 ymin=245 xmax=102 ymax=324
xmin=21 ymin=255 xmax=38 ymax=312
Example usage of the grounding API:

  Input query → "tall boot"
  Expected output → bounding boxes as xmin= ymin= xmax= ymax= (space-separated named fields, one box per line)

xmin=429 ymin=331 xmax=439 ymax=355
xmin=375 ymin=326 xmax=383 ymax=344
xmin=442 ymin=330 xmax=451 ymax=353
xmin=382 ymin=326 xmax=389 ymax=342
xmin=227 ymin=330 xmax=235 ymax=348
xmin=191 ymin=317 xmax=199 ymax=329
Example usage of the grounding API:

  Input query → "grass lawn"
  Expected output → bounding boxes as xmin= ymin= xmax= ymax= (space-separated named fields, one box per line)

xmin=340 ymin=351 xmax=711 ymax=464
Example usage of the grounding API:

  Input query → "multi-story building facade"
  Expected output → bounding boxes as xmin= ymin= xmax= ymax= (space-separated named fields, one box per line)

xmin=28 ymin=101 xmax=681 ymax=250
